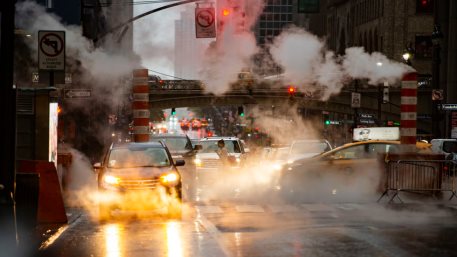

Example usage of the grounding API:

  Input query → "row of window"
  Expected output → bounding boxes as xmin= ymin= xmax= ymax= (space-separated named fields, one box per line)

xmin=266 ymin=0 xmax=293 ymax=6
xmin=263 ymin=5 xmax=293 ymax=14
xmin=353 ymin=0 xmax=383 ymax=26
xmin=260 ymin=13 xmax=293 ymax=22
xmin=259 ymin=27 xmax=290 ymax=37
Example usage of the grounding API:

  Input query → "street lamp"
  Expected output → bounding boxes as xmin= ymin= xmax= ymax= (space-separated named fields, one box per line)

xmin=432 ymin=24 xmax=443 ymax=138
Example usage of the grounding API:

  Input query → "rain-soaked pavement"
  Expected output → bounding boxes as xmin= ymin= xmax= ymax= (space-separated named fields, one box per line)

xmin=35 ymin=186 xmax=457 ymax=257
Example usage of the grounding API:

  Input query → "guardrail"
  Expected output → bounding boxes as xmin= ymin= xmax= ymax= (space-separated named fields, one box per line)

xmin=378 ymin=160 xmax=457 ymax=203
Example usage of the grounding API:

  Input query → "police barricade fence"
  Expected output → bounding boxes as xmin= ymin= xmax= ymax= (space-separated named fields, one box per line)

xmin=378 ymin=160 xmax=457 ymax=203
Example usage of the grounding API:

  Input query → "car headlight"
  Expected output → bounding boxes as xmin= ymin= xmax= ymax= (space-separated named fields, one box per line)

xmin=273 ymin=163 xmax=282 ymax=171
xmin=103 ymin=174 xmax=120 ymax=185
xmin=160 ymin=171 xmax=180 ymax=187
xmin=194 ymin=158 xmax=202 ymax=167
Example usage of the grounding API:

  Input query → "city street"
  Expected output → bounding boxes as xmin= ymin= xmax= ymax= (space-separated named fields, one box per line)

xmin=38 ymin=198 xmax=457 ymax=257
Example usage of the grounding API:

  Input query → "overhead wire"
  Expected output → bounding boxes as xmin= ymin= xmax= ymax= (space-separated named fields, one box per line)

xmin=96 ymin=0 xmax=184 ymax=7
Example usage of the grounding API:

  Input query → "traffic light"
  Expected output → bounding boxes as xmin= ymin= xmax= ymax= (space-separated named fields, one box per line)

xmin=222 ymin=8 xmax=231 ymax=16
xmin=416 ymin=0 xmax=433 ymax=13
xmin=237 ymin=106 xmax=244 ymax=117
xmin=323 ymin=112 xmax=330 ymax=126
xmin=288 ymin=85 xmax=296 ymax=96
xmin=171 ymin=108 xmax=176 ymax=116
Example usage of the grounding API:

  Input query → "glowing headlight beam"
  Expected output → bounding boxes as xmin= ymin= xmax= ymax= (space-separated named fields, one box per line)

xmin=194 ymin=158 xmax=202 ymax=167
xmin=160 ymin=172 xmax=180 ymax=186
xmin=103 ymin=175 xmax=120 ymax=185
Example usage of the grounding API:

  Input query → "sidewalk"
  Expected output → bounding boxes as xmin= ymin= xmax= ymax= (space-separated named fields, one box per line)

xmin=34 ymin=207 xmax=83 ymax=251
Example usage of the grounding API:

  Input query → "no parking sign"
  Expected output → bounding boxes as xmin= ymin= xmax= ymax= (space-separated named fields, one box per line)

xmin=195 ymin=7 xmax=216 ymax=38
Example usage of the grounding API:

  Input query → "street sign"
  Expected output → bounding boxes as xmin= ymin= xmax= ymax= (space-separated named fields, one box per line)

xmin=32 ymin=72 xmax=39 ymax=83
xmin=195 ymin=7 xmax=216 ymax=38
xmin=64 ymin=89 xmax=91 ymax=99
xmin=351 ymin=92 xmax=361 ymax=108
xmin=38 ymin=30 xmax=65 ymax=71
xmin=432 ymin=89 xmax=444 ymax=101
xmin=439 ymin=104 xmax=457 ymax=111
xmin=65 ymin=73 xmax=72 ymax=84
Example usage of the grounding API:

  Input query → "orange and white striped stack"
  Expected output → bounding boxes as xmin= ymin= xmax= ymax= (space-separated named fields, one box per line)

xmin=400 ymin=72 xmax=417 ymax=151
xmin=132 ymin=69 xmax=150 ymax=142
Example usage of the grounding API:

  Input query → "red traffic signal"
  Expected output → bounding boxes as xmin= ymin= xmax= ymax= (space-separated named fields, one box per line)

xmin=222 ymin=8 xmax=230 ymax=16
xmin=288 ymin=86 xmax=296 ymax=95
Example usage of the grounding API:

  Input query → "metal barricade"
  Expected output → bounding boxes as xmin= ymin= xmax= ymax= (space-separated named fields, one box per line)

xmin=378 ymin=160 xmax=457 ymax=203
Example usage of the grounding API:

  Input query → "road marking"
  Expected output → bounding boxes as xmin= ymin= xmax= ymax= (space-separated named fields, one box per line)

xmin=196 ymin=205 xmax=224 ymax=214
xmin=268 ymin=205 xmax=300 ymax=213
xmin=197 ymin=216 xmax=233 ymax=257
xmin=235 ymin=205 xmax=265 ymax=213
xmin=301 ymin=204 xmax=335 ymax=212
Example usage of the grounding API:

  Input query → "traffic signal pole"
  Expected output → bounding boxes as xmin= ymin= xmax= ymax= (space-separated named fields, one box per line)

xmin=0 ymin=0 xmax=18 ymax=255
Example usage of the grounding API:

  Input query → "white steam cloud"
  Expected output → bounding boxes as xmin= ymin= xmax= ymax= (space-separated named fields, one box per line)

xmin=269 ymin=27 xmax=414 ymax=101
xmin=199 ymin=0 xmax=264 ymax=94
xmin=16 ymin=1 xmax=142 ymax=109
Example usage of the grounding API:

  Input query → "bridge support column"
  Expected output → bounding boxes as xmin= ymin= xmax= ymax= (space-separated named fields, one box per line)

xmin=400 ymin=72 xmax=418 ymax=152
xmin=132 ymin=69 xmax=150 ymax=142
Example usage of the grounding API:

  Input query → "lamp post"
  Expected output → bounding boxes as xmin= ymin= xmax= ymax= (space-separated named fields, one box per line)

xmin=432 ymin=24 xmax=443 ymax=138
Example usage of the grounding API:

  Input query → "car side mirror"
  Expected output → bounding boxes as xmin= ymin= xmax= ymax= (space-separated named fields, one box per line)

xmin=175 ymin=160 xmax=185 ymax=166
xmin=193 ymin=144 xmax=202 ymax=151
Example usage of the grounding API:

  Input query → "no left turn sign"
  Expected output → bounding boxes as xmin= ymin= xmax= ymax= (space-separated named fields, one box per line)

xmin=38 ymin=30 xmax=65 ymax=71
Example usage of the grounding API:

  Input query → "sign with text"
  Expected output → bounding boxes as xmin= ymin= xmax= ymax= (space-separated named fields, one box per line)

xmin=353 ymin=127 xmax=400 ymax=141
xmin=195 ymin=7 xmax=216 ymax=38
xmin=439 ymin=104 xmax=457 ymax=111
xmin=64 ymin=89 xmax=91 ymax=99
xmin=351 ymin=92 xmax=361 ymax=108
xmin=38 ymin=30 xmax=65 ymax=71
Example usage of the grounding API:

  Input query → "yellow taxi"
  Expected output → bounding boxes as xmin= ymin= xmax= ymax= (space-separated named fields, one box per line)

xmin=276 ymin=140 xmax=432 ymax=201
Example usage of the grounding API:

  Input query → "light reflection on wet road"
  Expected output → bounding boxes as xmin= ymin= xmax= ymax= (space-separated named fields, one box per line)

xmin=37 ymin=202 xmax=457 ymax=257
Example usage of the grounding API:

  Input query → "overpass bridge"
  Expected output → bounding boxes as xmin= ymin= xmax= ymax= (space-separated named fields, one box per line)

xmin=147 ymin=79 xmax=432 ymax=125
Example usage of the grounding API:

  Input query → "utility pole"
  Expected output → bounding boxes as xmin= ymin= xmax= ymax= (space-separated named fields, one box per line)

xmin=0 ymin=0 xmax=18 ymax=255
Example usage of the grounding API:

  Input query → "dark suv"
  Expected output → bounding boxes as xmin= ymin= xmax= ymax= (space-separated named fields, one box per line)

xmin=150 ymin=134 xmax=201 ymax=200
xmin=94 ymin=141 xmax=184 ymax=220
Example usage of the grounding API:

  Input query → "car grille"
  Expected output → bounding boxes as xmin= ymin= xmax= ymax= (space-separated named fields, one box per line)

xmin=201 ymin=159 xmax=222 ymax=169
xmin=118 ymin=178 xmax=160 ymax=190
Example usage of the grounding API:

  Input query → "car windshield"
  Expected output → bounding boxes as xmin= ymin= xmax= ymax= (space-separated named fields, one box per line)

xmin=107 ymin=147 xmax=171 ymax=168
xmin=290 ymin=141 xmax=330 ymax=155
xmin=199 ymin=140 xmax=241 ymax=153
xmin=151 ymin=137 xmax=192 ymax=152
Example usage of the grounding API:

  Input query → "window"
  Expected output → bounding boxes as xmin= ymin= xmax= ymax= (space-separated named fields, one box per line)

xmin=415 ymin=35 xmax=433 ymax=58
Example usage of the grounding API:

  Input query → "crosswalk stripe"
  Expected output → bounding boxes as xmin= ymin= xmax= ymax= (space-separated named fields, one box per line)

xmin=235 ymin=205 xmax=265 ymax=213
xmin=196 ymin=205 xmax=224 ymax=214
xmin=268 ymin=205 xmax=300 ymax=213
xmin=301 ymin=204 xmax=336 ymax=212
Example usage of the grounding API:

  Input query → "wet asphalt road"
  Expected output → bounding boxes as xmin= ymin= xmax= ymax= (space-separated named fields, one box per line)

xmin=35 ymin=193 xmax=457 ymax=257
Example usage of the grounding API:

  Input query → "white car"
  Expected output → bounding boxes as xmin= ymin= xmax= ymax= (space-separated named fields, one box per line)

xmin=194 ymin=137 xmax=246 ymax=173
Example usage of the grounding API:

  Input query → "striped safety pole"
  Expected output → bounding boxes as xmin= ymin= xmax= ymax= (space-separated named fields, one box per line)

xmin=400 ymin=72 xmax=418 ymax=152
xmin=132 ymin=69 xmax=150 ymax=142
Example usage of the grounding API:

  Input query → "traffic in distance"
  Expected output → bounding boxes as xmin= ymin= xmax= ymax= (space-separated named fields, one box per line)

xmin=92 ymin=119 xmax=453 ymax=221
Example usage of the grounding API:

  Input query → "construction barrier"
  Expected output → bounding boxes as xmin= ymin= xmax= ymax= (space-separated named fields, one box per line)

xmin=378 ymin=160 xmax=457 ymax=203
xmin=17 ymin=160 xmax=68 ymax=224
